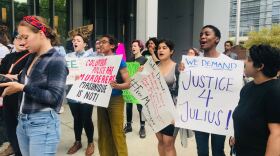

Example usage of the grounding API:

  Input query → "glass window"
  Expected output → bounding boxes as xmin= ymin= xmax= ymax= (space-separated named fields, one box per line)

xmin=14 ymin=0 xmax=33 ymax=28
xmin=39 ymin=0 xmax=50 ymax=20
xmin=0 ymin=0 xmax=12 ymax=34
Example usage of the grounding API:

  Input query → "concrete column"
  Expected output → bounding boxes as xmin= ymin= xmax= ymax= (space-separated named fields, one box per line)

xmin=193 ymin=0 xmax=205 ymax=50
xmin=136 ymin=0 xmax=146 ymax=41
xmin=146 ymin=0 xmax=158 ymax=40
xmin=136 ymin=0 xmax=158 ymax=42
xmin=72 ymin=0 xmax=83 ymax=28
xmin=193 ymin=0 xmax=230 ymax=52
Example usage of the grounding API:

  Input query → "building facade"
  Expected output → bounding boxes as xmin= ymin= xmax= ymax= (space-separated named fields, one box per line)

xmin=0 ymin=0 xmax=136 ymax=50
xmin=0 ymin=0 xmax=70 ymax=41
xmin=230 ymin=0 xmax=280 ymax=37
xmin=156 ymin=0 xmax=230 ymax=61
xmin=1 ymin=0 xmax=230 ymax=61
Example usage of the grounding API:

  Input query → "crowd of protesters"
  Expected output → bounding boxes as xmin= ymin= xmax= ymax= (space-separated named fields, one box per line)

xmin=0 ymin=15 xmax=279 ymax=156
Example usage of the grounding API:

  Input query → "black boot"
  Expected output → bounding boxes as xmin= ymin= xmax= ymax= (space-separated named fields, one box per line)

xmin=139 ymin=126 xmax=146 ymax=138
xmin=124 ymin=123 xmax=132 ymax=133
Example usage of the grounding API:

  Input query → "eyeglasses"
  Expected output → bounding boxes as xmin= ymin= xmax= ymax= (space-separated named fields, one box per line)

xmin=99 ymin=40 xmax=109 ymax=45
xmin=16 ymin=35 xmax=28 ymax=40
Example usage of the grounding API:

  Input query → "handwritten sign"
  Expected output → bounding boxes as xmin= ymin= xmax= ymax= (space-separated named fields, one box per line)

xmin=176 ymin=55 xmax=244 ymax=136
xmin=65 ymin=57 xmax=84 ymax=85
xmin=129 ymin=58 xmax=178 ymax=133
xmin=123 ymin=62 xmax=140 ymax=104
xmin=66 ymin=55 xmax=122 ymax=107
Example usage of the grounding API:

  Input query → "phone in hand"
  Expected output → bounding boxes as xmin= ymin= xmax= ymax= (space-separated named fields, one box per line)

xmin=0 ymin=74 xmax=13 ymax=95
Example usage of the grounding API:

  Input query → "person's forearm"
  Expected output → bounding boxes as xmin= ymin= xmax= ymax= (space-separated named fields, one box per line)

xmin=151 ymin=53 xmax=159 ymax=62
xmin=115 ymin=82 xmax=130 ymax=90
xmin=265 ymin=134 xmax=280 ymax=156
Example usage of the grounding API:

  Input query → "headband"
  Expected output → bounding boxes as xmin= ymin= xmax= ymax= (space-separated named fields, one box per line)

xmin=23 ymin=16 xmax=49 ymax=36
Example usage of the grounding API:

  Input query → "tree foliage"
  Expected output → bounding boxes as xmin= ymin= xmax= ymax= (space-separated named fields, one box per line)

xmin=244 ymin=24 xmax=280 ymax=49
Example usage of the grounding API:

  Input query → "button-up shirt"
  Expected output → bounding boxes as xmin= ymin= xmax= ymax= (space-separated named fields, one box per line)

xmin=18 ymin=48 xmax=68 ymax=114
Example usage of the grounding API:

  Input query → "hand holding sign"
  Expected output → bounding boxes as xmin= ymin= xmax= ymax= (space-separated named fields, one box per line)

xmin=66 ymin=57 xmax=84 ymax=85
xmin=110 ymin=81 xmax=118 ymax=89
xmin=178 ymin=62 xmax=185 ymax=72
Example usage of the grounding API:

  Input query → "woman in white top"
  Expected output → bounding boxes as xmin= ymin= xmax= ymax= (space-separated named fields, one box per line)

xmin=66 ymin=34 xmax=95 ymax=156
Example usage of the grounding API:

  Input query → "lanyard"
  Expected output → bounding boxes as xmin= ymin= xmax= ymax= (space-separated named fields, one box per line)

xmin=8 ymin=52 xmax=31 ymax=74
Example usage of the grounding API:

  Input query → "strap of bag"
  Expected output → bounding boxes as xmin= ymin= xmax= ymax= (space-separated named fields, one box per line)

xmin=8 ymin=52 xmax=31 ymax=74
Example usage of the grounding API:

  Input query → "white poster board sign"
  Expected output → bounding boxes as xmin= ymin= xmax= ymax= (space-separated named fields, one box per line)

xmin=66 ymin=55 xmax=122 ymax=107
xmin=65 ymin=57 xmax=84 ymax=85
xmin=176 ymin=55 xmax=244 ymax=136
xmin=129 ymin=58 xmax=178 ymax=133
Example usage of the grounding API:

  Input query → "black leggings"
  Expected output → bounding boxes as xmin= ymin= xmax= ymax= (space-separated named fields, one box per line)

xmin=68 ymin=102 xmax=94 ymax=144
xmin=126 ymin=103 xmax=145 ymax=126
xmin=0 ymin=108 xmax=8 ymax=145
xmin=4 ymin=102 xmax=22 ymax=156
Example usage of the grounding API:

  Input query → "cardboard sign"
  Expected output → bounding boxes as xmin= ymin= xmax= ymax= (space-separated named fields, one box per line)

xmin=129 ymin=58 xmax=178 ymax=133
xmin=68 ymin=24 xmax=93 ymax=38
xmin=66 ymin=55 xmax=122 ymax=107
xmin=123 ymin=62 xmax=140 ymax=104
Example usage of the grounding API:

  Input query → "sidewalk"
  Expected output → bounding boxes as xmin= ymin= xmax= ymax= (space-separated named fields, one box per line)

xmin=58 ymin=104 xmax=230 ymax=156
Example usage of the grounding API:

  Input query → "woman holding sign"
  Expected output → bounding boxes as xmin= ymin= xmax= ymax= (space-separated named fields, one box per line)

xmin=154 ymin=39 xmax=179 ymax=156
xmin=232 ymin=45 xmax=280 ymax=156
xmin=97 ymin=35 xmax=130 ymax=156
xmin=124 ymin=40 xmax=147 ymax=138
xmin=66 ymin=34 xmax=95 ymax=156
xmin=0 ymin=16 xmax=68 ymax=156
xmin=179 ymin=25 xmax=229 ymax=156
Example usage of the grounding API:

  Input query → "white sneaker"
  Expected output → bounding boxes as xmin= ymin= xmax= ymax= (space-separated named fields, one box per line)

xmin=59 ymin=106 xmax=64 ymax=114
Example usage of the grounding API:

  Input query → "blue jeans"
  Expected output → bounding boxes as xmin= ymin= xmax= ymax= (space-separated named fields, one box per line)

xmin=16 ymin=110 xmax=61 ymax=156
xmin=195 ymin=131 xmax=226 ymax=156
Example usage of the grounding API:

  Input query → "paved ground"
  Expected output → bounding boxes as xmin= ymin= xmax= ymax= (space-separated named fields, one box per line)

xmin=57 ymin=104 xmax=231 ymax=156
xmin=0 ymin=104 xmax=230 ymax=156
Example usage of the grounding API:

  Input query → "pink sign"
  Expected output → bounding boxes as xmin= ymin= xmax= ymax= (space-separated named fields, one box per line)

xmin=116 ymin=43 xmax=126 ymax=61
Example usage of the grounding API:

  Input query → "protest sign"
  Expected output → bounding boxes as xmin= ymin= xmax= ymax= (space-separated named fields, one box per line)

xmin=65 ymin=57 xmax=84 ymax=85
xmin=176 ymin=55 xmax=244 ymax=136
xmin=116 ymin=43 xmax=126 ymax=61
xmin=122 ymin=62 xmax=140 ymax=104
xmin=66 ymin=55 xmax=122 ymax=107
xmin=129 ymin=58 xmax=178 ymax=133
xmin=68 ymin=24 xmax=93 ymax=38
